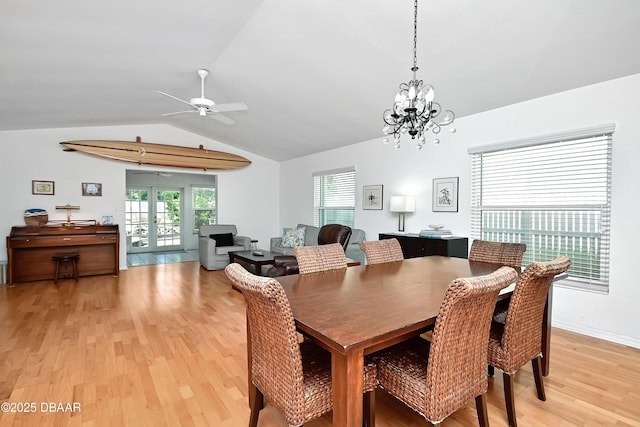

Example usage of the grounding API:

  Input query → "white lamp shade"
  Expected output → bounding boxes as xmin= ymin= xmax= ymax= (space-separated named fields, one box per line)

xmin=389 ymin=195 xmax=416 ymax=213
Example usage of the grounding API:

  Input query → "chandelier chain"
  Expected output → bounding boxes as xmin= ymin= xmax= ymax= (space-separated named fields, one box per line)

xmin=413 ymin=0 xmax=418 ymax=70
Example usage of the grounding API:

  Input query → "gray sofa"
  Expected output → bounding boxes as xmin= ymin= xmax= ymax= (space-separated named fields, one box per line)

xmin=199 ymin=224 xmax=251 ymax=270
xmin=270 ymin=223 xmax=366 ymax=264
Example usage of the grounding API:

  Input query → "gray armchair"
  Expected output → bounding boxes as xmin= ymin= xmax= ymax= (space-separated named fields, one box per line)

xmin=198 ymin=224 xmax=251 ymax=270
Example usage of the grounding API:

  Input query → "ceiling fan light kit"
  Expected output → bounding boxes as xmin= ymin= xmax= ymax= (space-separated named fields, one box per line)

xmin=157 ymin=69 xmax=248 ymax=124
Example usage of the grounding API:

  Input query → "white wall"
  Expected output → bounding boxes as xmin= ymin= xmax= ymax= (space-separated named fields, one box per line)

xmin=2 ymin=75 xmax=638 ymax=348
xmin=280 ymin=73 xmax=640 ymax=348
xmin=0 ymin=124 xmax=280 ymax=270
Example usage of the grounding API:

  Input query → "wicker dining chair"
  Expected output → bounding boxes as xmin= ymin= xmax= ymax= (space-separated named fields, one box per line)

xmin=373 ymin=266 xmax=518 ymax=426
xmin=469 ymin=239 xmax=526 ymax=269
xmin=292 ymin=242 xmax=348 ymax=274
xmin=470 ymin=240 xmax=526 ymax=324
xmin=225 ymin=263 xmax=377 ymax=427
xmin=360 ymin=238 xmax=404 ymax=265
xmin=487 ymin=256 xmax=571 ymax=427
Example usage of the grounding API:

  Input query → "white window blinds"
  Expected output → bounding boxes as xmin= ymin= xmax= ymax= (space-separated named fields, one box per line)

xmin=469 ymin=124 xmax=614 ymax=293
xmin=313 ymin=167 xmax=355 ymax=227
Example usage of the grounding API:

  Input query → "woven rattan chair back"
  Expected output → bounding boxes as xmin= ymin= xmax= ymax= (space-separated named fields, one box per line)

xmin=487 ymin=255 xmax=571 ymax=427
xmin=224 ymin=263 xmax=306 ymax=425
xmin=469 ymin=240 xmax=502 ymax=263
xmin=360 ymin=238 xmax=404 ymax=265
xmin=491 ymin=256 xmax=571 ymax=372
xmin=293 ymin=242 xmax=347 ymax=274
xmin=424 ymin=266 xmax=517 ymax=422
xmin=500 ymin=242 xmax=527 ymax=269
xmin=469 ymin=240 xmax=526 ymax=269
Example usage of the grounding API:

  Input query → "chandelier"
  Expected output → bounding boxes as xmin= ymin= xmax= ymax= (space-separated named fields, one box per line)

xmin=382 ymin=0 xmax=455 ymax=150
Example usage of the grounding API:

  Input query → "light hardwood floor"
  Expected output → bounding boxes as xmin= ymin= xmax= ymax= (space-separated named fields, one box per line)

xmin=1 ymin=262 xmax=639 ymax=426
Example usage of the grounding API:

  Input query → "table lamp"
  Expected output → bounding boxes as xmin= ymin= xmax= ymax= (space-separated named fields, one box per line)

xmin=390 ymin=196 xmax=415 ymax=232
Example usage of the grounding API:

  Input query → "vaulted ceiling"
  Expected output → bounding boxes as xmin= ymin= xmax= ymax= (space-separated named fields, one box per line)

xmin=2 ymin=0 xmax=640 ymax=161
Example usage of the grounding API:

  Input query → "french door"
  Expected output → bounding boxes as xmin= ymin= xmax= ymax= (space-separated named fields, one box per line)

xmin=125 ymin=187 xmax=183 ymax=253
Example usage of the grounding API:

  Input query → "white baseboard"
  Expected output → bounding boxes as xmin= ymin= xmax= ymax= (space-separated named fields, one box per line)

xmin=553 ymin=321 xmax=640 ymax=349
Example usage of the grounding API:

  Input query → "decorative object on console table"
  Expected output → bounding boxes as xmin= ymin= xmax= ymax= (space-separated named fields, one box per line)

xmin=419 ymin=225 xmax=452 ymax=238
xmin=433 ymin=177 xmax=459 ymax=212
xmin=101 ymin=216 xmax=113 ymax=225
xmin=390 ymin=195 xmax=416 ymax=232
xmin=82 ymin=182 xmax=102 ymax=196
xmin=379 ymin=232 xmax=468 ymax=259
xmin=32 ymin=180 xmax=55 ymax=195
xmin=363 ymin=185 xmax=383 ymax=210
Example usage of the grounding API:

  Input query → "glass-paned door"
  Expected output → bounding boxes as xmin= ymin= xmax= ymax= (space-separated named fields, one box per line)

xmin=125 ymin=188 xmax=150 ymax=252
xmin=155 ymin=188 xmax=182 ymax=249
xmin=126 ymin=187 xmax=183 ymax=252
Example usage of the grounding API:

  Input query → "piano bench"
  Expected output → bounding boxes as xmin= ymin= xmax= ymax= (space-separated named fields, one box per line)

xmin=52 ymin=254 xmax=80 ymax=283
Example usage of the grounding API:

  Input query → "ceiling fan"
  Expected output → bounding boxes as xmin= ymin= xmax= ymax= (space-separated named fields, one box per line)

xmin=157 ymin=69 xmax=247 ymax=125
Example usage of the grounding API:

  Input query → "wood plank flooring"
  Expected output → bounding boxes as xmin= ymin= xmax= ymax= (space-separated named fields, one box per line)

xmin=1 ymin=262 xmax=639 ymax=426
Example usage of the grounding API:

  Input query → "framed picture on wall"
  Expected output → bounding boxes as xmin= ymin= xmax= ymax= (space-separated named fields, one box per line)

xmin=363 ymin=185 xmax=383 ymax=210
xmin=432 ymin=177 xmax=458 ymax=212
xmin=82 ymin=182 xmax=102 ymax=197
xmin=32 ymin=180 xmax=55 ymax=195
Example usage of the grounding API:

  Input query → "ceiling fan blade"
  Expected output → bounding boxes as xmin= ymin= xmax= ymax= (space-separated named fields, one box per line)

xmin=211 ymin=102 xmax=248 ymax=113
xmin=208 ymin=113 xmax=236 ymax=125
xmin=161 ymin=110 xmax=196 ymax=117
xmin=157 ymin=91 xmax=195 ymax=108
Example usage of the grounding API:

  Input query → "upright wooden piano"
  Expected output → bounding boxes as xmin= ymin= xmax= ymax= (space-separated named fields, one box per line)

xmin=6 ymin=224 xmax=120 ymax=284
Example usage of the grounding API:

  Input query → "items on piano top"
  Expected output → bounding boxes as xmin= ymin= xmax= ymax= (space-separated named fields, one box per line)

xmin=24 ymin=208 xmax=48 ymax=225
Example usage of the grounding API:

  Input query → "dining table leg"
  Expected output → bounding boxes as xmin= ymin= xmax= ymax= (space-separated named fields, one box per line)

xmin=332 ymin=348 xmax=364 ymax=427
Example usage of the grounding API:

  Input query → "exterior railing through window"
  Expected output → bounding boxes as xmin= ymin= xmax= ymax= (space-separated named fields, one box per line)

xmin=481 ymin=208 xmax=606 ymax=288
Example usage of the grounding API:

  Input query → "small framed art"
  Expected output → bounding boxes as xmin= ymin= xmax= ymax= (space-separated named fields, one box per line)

xmin=363 ymin=185 xmax=383 ymax=210
xmin=82 ymin=182 xmax=102 ymax=197
xmin=432 ymin=177 xmax=459 ymax=212
xmin=32 ymin=180 xmax=55 ymax=195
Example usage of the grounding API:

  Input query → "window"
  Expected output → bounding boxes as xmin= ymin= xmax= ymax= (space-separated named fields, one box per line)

xmin=313 ymin=167 xmax=355 ymax=227
xmin=469 ymin=124 xmax=614 ymax=293
xmin=192 ymin=186 xmax=217 ymax=232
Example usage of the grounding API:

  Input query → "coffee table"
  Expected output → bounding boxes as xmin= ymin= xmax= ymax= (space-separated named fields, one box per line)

xmin=228 ymin=249 xmax=276 ymax=276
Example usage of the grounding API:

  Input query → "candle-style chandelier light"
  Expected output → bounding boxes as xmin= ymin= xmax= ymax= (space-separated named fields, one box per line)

xmin=382 ymin=0 xmax=456 ymax=150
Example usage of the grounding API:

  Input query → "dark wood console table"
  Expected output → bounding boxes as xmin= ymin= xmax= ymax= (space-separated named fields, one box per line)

xmin=6 ymin=224 xmax=120 ymax=284
xmin=379 ymin=232 xmax=468 ymax=259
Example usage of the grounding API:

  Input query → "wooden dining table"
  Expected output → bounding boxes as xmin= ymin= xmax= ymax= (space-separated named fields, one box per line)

xmin=274 ymin=256 xmax=553 ymax=427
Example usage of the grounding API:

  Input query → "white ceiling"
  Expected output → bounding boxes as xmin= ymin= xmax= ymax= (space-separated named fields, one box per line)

xmin=2 ymin=0 xmax=640 ymax=161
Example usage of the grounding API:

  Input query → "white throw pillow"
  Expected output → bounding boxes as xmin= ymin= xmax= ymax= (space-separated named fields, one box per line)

xmin=281 ymin=227 xmax=306 ymax=248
